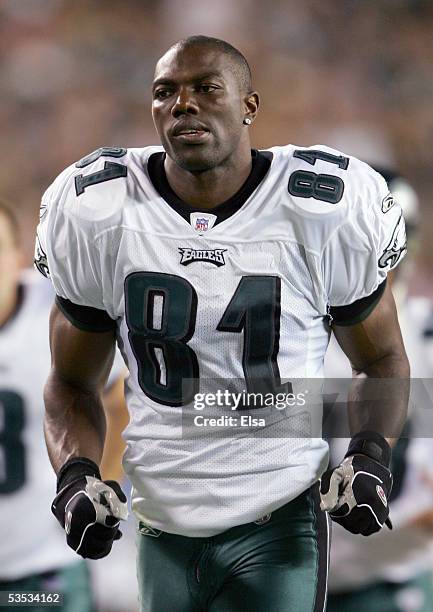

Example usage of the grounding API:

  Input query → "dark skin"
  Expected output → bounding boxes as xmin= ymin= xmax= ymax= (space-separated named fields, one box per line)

xmin=44 ymin=305 xmax=116 ymax=470
xmin=152 ymin=44 xmax=259 ymax=208
xmin=45 ymin=43 xmax=408 ymax=473
xmin=332 ymin=282 xmax=409 ymax=445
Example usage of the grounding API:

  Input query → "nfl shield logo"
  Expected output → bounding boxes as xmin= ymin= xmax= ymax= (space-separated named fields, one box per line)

xmin=190 ymin=212 xmax=217 ymax=233
xmin=195 ymin=217 xmax=209 ymax=232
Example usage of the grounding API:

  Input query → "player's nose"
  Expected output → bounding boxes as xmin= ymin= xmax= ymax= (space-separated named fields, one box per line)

xmin=171 ymin=86 xmax=199 ymax=118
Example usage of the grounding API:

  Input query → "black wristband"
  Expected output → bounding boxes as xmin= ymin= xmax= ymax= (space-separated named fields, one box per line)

xmin=56 ymin=457 xmax=101 ymax=493
xmin=345 ymin=431 xmax=391 ymax=468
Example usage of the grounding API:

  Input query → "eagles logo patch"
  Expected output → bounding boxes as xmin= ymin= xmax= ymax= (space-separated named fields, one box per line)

xmin=378 ymin=213 xmax=406 ymax=269
xmin=39 ymin=199 xmax=48 ymax=220
xmin=381 ymin=193 xmax=395 ymax=214
xmin=34 ymin=234 xmax=50 ymax=278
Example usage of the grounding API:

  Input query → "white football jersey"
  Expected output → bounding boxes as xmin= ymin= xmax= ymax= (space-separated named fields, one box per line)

xmin=0 ymin=271 xmax=124 ymax=580
xmin=36 ymin=144 xmax=406 ymax=537
xmin=0 ymin=272 xmax=78 ymax=579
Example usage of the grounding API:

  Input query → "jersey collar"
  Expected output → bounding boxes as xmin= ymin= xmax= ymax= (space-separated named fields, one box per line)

xmin=147 ymin=149 xmax=272 ymax=226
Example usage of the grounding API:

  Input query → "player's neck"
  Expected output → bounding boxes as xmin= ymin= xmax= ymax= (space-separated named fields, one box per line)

xmin=0 ymin=285 xmax=21 ymax=329
xmin=164 ymin=150 xmax=253 ymax=209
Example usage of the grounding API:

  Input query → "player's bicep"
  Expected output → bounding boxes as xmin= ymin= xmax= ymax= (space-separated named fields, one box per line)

xmin=49 ymin=302 xmax=116 ymax=392
xmin=331 ymin=282 xmax=408 ymax=374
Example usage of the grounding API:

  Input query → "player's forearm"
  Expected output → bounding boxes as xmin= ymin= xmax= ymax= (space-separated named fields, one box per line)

xmin=348 ymin=351 xmax=410 ymax=446
xmin=44 ymin=369 xmax=106 ymax=473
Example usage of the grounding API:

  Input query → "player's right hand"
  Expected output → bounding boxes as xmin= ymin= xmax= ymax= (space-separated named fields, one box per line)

xmin=52 ymin=457 xmax=128 ymax=559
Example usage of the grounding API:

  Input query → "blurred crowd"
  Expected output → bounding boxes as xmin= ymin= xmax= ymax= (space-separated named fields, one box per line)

xmin=1 ymin=0 xmax=432 ymax=291
xmin=1 ymin=1 xmax=433 ymax=610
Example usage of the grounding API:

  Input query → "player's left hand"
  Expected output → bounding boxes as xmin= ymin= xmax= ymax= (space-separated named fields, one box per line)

xmin=320 ymin=432 xmax=393 ymax=536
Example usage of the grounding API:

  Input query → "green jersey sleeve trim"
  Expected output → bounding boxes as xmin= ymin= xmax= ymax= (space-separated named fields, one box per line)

xmin=55 ymin=295 xmax=117 ymax=333
xmin=329 ymin=279 xmax=387 ymax=326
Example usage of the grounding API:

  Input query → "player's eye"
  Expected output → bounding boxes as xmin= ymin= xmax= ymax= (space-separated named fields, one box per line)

xmin=198 ymin=84 xmax=219 ymax=93
xmin=154 ymin=89 xmax=173 ymax=100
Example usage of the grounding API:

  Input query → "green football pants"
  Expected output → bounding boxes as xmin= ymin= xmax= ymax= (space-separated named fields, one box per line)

xmin=0 ymin=561 xmax=94 ymax=612
xmin=137 ymin=484 xmax=330 ymax=612
xmin=327 ymin=572 xmax=433 ymax=612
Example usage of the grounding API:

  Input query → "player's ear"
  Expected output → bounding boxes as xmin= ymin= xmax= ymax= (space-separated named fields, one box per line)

xmin=243 ymin=91 xmax=259 ymax=124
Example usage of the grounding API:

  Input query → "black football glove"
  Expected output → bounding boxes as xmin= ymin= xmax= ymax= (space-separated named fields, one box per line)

xmin=320 ymin=431 xmax=393 ymax=536
xmin=52 ymin=457 xmax=128 ymax=559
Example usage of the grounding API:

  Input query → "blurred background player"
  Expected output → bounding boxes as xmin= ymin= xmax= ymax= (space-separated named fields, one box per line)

xmin=325 ymin=169 xmax=433 ymax=612
xmin=0 ymin=201 xmax=129 ymax=611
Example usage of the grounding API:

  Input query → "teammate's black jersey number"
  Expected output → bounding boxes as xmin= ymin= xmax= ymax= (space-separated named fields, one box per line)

xmin=125 ymin=273 xmax=199 ymax=406
xmin=0 ymin=391 xmax=26 ymax=494
xmin=289 ymin=148 xmax=349 ymax=204
xmin=125 ymin=273 xmax=287 ymax=406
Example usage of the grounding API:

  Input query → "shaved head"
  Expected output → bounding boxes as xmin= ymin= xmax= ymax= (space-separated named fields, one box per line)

xmin=158 ymin=35 xmax=252 ymax=94
xmin=152 ymin=34 xmax=259 ymax=175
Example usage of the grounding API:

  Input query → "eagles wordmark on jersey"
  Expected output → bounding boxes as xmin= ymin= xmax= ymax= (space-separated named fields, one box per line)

xmin=35 ymin=143 xmax=406 ymax=537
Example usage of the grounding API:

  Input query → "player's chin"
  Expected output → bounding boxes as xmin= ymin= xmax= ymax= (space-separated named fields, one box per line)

xmin=169 ymin=143 xmax=219 ymax=172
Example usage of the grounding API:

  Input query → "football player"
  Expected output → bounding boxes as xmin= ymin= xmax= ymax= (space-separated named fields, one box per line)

xmin=35 ymin=36 xmax=410 ymax=611
xmin=0 ymin=201 xmax=127 ymax=611
xmin=325 ymin=170 xmax=433 ymax=612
